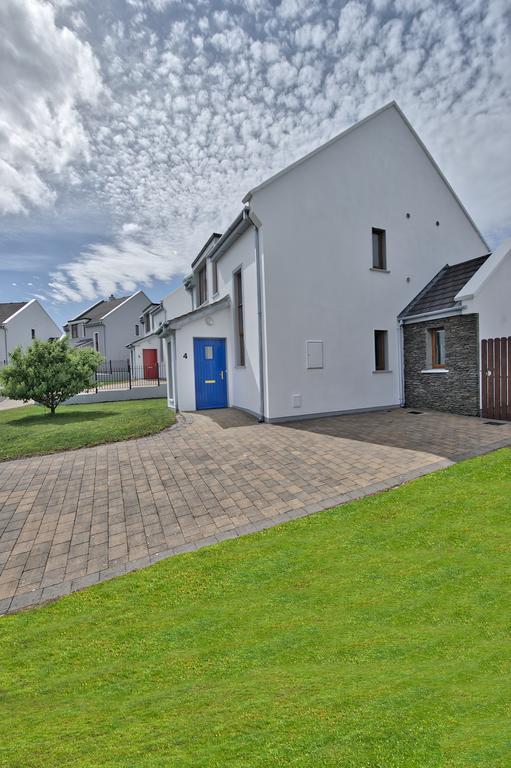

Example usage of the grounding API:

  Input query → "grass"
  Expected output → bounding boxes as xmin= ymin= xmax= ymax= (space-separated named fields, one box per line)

xmin=1 ymin=449 xmax=510 ymax=767
xmin=0 ymin=398 xmax=175 ymax=460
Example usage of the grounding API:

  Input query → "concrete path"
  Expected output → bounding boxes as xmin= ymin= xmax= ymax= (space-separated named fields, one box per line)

xmin=0 ymin=398 xmax=31 ymax=411
xmin=1 ymin=408 xmax=510 ymax=614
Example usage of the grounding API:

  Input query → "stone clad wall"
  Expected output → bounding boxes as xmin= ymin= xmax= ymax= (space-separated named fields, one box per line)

xmin=404 ymin=314 xmax=480 ymax=416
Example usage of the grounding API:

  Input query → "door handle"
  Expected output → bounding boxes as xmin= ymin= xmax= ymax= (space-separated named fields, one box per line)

xmin=220 ymin=370 xmax=224 ymax=380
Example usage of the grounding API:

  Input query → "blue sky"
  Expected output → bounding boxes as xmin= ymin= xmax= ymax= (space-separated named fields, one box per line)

xmin=1 ymin=0 xmax=510 ymax=329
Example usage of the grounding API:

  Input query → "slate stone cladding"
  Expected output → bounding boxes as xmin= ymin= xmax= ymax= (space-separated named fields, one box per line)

xmin=404 ymin=314 xmax=480 ymax=416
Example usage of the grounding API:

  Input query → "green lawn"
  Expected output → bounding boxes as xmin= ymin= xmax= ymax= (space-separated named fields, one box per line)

xmin=1 ymin=450 xmax=510 ymax=767
xmin=0 ymin=398 xmax=174 ymax=460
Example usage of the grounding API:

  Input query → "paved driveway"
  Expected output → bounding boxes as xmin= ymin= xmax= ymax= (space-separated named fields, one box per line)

xmin=1 ymin=408 xmax=510 ymax=614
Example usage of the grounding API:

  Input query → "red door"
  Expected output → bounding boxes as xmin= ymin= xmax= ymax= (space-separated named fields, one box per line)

xmin=143 ymin=349 xmax=158 ymax=379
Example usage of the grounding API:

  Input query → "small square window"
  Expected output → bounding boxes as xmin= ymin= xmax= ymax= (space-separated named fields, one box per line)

xmin=205 ymin=345 xmax=213 ymax=360
xmin=372 ymin=228 xmax=387 ymax=270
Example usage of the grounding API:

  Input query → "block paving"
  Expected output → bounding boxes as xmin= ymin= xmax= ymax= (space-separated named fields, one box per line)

xmin=1 ymin=407 xmax=510 ymax=614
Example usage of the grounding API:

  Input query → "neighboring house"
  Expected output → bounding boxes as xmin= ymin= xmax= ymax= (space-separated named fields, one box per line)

xmin=158 ymin=102 xmax=509 ymax=422
xmin=126 ymin=301 xmax=166 ymax=378
xmin=65 ymin=291 xmax=151 ymax=364
xmin=0 ymin=300 xmax=61 ymax=367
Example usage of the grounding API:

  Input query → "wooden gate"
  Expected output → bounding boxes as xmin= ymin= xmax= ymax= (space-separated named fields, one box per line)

xmin=481 ymin=337 xmax=511 ymax=420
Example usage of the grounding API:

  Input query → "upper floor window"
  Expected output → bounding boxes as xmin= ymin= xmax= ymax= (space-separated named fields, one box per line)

xmin=430 ymin=328 xmax=446 ymax=368
xmin=374 ymin=330 xmax=388 ymax=371
xmin=234 ymin=269 xmax=245 ymax=367
xmin=372 ymin=227 xmax=387 ymax=270
xmin=198 ymin=265 xmax=208 ymax=305
xmin=71 ymin=325 xmax=78 ymax=339
xmin=144 ymin=314 xmax=151 ymax=333
xmin=135 ymin=324 xmax=140 ymax=337
xmin=31 ymin=329 xmax=36 ymax=339
xmin=212 ymin=259 xmax=218 ymax=295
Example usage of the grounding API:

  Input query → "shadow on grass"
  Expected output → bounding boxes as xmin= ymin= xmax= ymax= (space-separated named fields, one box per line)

xmin=7 ymin=410 xmax=115 ymax=427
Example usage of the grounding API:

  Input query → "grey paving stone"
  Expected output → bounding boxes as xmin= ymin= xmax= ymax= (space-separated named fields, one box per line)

xmin=1 ymin=407 xmax=510 ymax=613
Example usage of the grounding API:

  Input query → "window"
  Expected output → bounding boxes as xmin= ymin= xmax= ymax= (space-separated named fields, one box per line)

xmin=374 ymin=330 xmax=388 ymax=371
xmin=94 ymin=332 xmax=100 ymax=352
xmin=135 ymin=324 xmax=140 ymax=337
xmin=31 ymin=329 xmax=35 ymax=339
xmin=212 ymin=259 xmax=218 ymax=295
xmin=198 ymin=265 xmax=208 ymax=305
xmin=234 ymin=269 xmax=245 ymax=366
xmin=71 ymin=324 xmax=78 ymax=339
xmin=372 ymin=228 xmax=387 ymax=270
xmin=145 ymin=314 xmax=151 ymax=333
xmin=431 ymin=328 xmax=446 ymax=368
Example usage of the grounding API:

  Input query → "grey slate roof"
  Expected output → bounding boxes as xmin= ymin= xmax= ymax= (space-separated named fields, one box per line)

xmin=69 ymin=297 xmax=129 ymax=323
xmin=0 ymin=302 xmax=28 ymax=323
xmin=399 ymin=254 xmax=490 ymax=319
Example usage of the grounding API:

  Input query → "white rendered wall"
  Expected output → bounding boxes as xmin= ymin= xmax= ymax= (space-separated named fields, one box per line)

xmin=215 ymin=228 xmax=261 ymax=415
xmin=170 ymin=228 xmax=261 ymax=414
xmin=461 ymin=245 xmax=511 ymax=340
xmin=2 ymin=300 xmax=61 ymax=364
xmin=250 ymin=105 xmax=488 ymax=420
xmin=163 ymin=284 xmax=192 ymax=320
xmin=172 ymin=306 xmax=233 ymax=412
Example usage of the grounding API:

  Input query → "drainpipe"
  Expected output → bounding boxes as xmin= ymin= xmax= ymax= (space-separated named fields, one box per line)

xmin=398 ymin=318 xmax=405 ymax=407
xmin=247 ymin=209 xmax=265 ymax=423
xmin=171 ymin=330 xmax=179 ymax=412
xmin=1 ymin=325 xmax=7 ymax=367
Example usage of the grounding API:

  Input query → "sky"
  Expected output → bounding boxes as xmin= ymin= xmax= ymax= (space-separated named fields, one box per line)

xmin=0 ymin=0 xmax=510 ymax=329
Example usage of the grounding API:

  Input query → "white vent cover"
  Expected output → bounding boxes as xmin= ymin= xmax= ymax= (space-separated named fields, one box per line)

xmin=306 ymin=340 xmax=324 ymax=369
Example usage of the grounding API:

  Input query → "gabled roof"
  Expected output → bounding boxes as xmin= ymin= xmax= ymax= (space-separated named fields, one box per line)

xmin=399 ymin=254 xmax=490 ymax=320
xmin=191 ymin=232 xmax=222 ymax=269
xmin=0 ymin=302 xmax=28 ymax=324
xmin=241 ymin=101 xmax=488 ymax=251
xmin=69 ymin=296 xmax=130 ymax=323
xmin=158 ymin=295 xmax=230 ymax=335
xmin=141 ymin=302 xmax=161 ymax=315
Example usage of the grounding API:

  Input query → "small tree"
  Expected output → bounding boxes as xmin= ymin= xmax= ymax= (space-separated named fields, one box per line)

xmin=0 ymin=338 xmax=103 ymax=415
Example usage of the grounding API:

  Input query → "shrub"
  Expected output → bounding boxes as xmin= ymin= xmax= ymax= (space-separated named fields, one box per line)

xmin=0 ymin=338 xmax=103 ymax=415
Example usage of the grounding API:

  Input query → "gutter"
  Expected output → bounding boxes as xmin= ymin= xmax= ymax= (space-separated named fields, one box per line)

xmin=400 ymin=305 xmax=465 ymax=324
xmin=209 ymin=208 xmax=251 ymax=263
xmin=247 ymin=208 xmax=266 ymax=423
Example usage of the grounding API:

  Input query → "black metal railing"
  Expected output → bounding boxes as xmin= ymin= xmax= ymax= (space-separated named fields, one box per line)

xmin=83 ymin=360 xmax=166 ymax=393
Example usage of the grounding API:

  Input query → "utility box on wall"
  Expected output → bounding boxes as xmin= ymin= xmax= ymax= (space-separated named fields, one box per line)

xmin=306 ymin=340 xmax=324 ymax=369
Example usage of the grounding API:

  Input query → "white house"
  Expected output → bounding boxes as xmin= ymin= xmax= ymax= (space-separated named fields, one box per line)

xmin=158 ymin=102 xmax=510 ymax=422
xmin=65 ymin=291 xmax=151 ymax=365
xmin=0 ymin=300 xmax=61 ymax=367
xmin=126 ymin=300 xmax=166 ymax=378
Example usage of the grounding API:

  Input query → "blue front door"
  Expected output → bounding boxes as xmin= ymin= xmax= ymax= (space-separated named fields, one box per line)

xmin=194 ymin=338 xmax=228 ymax=410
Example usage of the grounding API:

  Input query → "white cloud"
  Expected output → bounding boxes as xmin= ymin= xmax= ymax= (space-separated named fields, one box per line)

xmin=0 ymin=0 xmax=103 ymax=215
xmin=1 ymin=0 xmax=510 ymax=304
xmin=48 ymin=235 xmax=189 ymax=303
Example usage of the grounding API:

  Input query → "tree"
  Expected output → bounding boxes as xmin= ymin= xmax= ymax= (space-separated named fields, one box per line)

xmin=0 ymin=338 xmax=103 ymax=415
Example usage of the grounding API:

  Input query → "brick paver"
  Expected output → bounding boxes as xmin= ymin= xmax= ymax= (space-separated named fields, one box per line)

xmin=1 ymin=408 xmax=510 ymax=614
